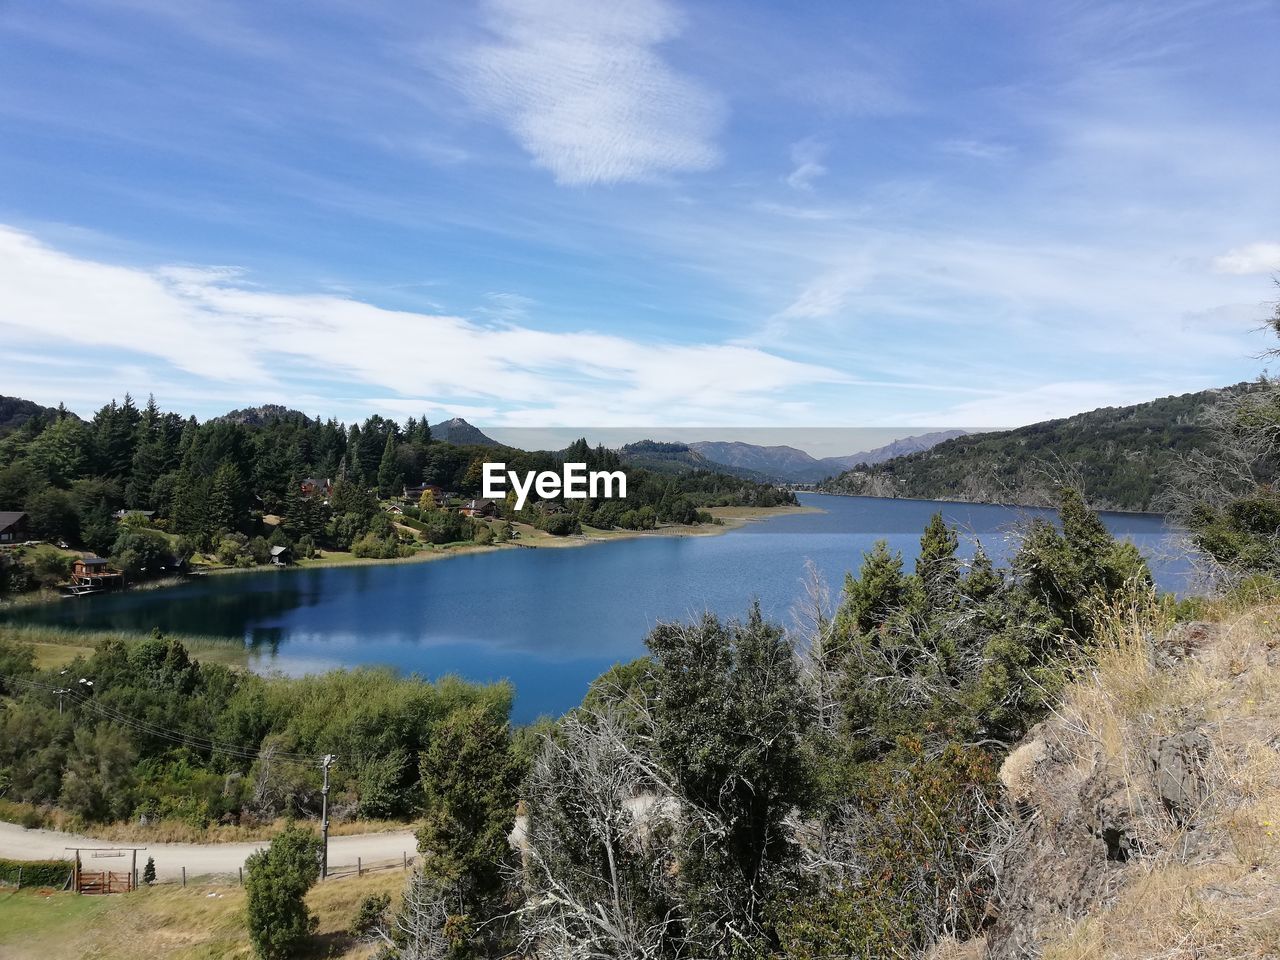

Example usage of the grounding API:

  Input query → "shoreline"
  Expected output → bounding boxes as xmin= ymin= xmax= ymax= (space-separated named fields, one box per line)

xmin=193 ymin=502 xmax=820 ymax=574
xmin=808 ymin=488 xmax=1168 ymax=518
xmin=1 ymin=502 xmax=821 ymax=610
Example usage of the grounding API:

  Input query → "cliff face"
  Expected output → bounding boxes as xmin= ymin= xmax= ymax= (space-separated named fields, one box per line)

xmin=970 ymin=608 xmax=1280 ymax=959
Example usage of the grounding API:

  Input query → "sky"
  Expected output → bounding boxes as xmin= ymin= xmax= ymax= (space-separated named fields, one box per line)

xmin=1 ymin=0 xmax=1278 ymax=443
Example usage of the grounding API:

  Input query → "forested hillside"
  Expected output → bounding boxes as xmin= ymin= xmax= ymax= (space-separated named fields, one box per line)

xmin=821 ymin=384 xmax=1253 ymax=511
xmin=0 ymin=396 xmax=77 ymax=437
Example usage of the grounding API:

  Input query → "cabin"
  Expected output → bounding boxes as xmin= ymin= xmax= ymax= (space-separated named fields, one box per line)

xmin=269 ymin=545 xmax=291 ymax=566
xmin=299 ymin=477 xmax=333 ymax=499
xmin=69 ymin=556 xmax=124 ymax=595
xmin=384 ymin=503 xmax=405 ymax=515
xmin=460 ymin=498 xmax=498 ymax=518
xmin=0 ymin=511 xmax=30 ymax=544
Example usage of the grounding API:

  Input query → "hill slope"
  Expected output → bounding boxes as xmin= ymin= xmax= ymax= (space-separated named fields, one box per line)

xmin=619 ymin=440 xmax=766 ymax=478
xmin=0 ymin=397 xmax=78 ymax=436
xmin=820 ymin=385 xmax=1252 ymax=512
xmin=429 ymin=417 xmax=500 ymax=446
xmin=973 ymin=602 xmax=1280 ymax=959
xmin=690 ymin=429 xmax=967 ymax=482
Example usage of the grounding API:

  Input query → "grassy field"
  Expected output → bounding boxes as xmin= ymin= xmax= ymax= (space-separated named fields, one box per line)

xmin=0 ymin=870 xmax=404 ymax=960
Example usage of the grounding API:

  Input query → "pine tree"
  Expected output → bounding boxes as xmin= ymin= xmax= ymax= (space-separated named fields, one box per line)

xmin=416 ymin=704 xmax=522 ymax=954
xmin=376 ymin=433 xmax=401 ymax=499
xmin=916 ymin=511 xmax=960 ymax=596
xmin=836 ymin=540 xmax=907 ymax=636
xmin=208 ymin=462 xmax=246 ymax=533
xmin=142 ymin=856 xmax=156 ymax=885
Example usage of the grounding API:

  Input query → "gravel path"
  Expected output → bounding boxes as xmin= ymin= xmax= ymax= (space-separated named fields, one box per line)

xmin=0 ymin=820 xmax=417 ymax=882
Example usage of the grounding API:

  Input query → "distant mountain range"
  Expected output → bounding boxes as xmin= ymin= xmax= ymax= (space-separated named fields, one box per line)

xmin=616 ymin=440 xmax=765 ymax=478
xmin=689 ymin=430 xmax=968 ymax=483
xmin=208 ymin=408 xmax=959 ymax=481
xmin=819 ymin=384 xmax=1253 ymax=512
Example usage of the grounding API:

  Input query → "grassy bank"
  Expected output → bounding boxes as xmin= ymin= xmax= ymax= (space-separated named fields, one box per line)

xmin=0 ymin=869 xmax=403 ymax=960
xmin=0 ymin=623 xmax=248 ymax=671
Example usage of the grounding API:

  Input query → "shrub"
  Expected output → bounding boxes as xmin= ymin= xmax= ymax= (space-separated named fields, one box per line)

xmin=244 ymin=824 xmax=323 ymax=960
xmin=537 ymin=513 xmax=580 ymax=536
xmin=349 ymin=891 xmax=391 ymax=939
xmin=0 ymin=857 xmax=72 ymax=888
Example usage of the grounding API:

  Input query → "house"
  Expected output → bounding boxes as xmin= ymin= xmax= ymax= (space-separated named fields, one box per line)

xmin=112 ymin=509 xmax=156 ymax=521
xmin=404 ymin=484 xmax=444 ymax=505
xmin=0 ymin=511 xmax=29 ymax=544
xmin=72 ymin=556 xmax=113 ymax=578
xmin=299 ymin=477 xmax=333 ymax=499
xmin=69 ymin=556 xmax=124 ymax=593
xmin=269 ymin=545 xmax=291 ymax=566
xmin=384 ymin=504 xmax=405 ymax=515
xmin=460 ymin=498 xmax=498 ymax=518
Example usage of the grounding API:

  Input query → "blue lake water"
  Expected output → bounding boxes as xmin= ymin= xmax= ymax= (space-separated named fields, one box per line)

xmin=2 ymin=494 xmax=1193 ymax=721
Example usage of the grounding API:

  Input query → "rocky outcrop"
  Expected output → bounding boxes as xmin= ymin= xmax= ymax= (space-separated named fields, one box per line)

xmin=975 ymin=611 xmax=1280 ymax=959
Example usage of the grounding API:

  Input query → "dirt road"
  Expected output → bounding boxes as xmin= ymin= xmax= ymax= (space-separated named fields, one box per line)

xmin=0 ymin=820 xmax=417 ymax=882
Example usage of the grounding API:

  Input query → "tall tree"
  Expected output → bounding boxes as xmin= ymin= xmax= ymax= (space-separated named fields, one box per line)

xmin=377 ymin=432 xmax=402 ymax=499
xmin=648 ymin=606 xmax=813 ymax=956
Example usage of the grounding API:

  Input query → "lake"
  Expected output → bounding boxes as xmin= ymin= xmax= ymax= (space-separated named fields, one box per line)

xmin=3 ymin=494 xmax=1193 ymax=721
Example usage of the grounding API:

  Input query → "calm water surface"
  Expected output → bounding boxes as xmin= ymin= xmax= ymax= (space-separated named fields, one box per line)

xmin=3 ymin=494 xmax=1193 ymax=720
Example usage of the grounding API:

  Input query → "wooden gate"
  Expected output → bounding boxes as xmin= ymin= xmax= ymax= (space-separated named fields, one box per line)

xmin=70 ymin=848 xmax=144 ymax=894
xmin=77 ymin=870 xmax=134 ymax=894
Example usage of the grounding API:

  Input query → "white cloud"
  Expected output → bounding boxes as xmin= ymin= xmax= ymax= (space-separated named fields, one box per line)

xmin=1212 ymin=242 xmax=1280 ymax=276
xmin=0 ymin=226 xmax=842 ymax=425
xmin=776 ymin=265 xmax=869 ymax=321
xmin=455 ymin=0 xmax=723 ymax=185
xmin=785 ymin=138 xmax=827 ymax=191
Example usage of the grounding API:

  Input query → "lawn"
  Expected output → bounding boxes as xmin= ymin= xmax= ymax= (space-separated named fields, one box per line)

xmin=0 ymin=869 xmax=404 ymax=960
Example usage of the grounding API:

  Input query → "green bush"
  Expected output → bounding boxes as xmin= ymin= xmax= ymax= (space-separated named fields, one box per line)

xmin=0 ymin=857 xmax=73 ymax=888
xmin=245 ymin=824 xmax=323 ymax=959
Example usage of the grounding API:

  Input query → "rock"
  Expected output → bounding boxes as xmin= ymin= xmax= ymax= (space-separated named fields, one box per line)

xmin=1159 ymin=622 xmax=1221 ymax=663
xmin=999 ymin=737 xmax=1047 ymax=807
xmin=1152 ymin=730 xmax=1211 ymax=823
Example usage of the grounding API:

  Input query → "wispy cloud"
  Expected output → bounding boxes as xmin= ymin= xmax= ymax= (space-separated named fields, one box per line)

xmin=938 ymin=139 xmax=1015 ymax=161
xmin=453 ymin=0 xmax=724 ymax=185
xmin=790 ymin=67 xmax=914 ymax=117
xmin=1212 ymin=242 xmax=1280 ymax=276
xmin=785 ymin=138 xmax=827 ymax=191
xmin=0 ymin=225 xmax=843 ymax=425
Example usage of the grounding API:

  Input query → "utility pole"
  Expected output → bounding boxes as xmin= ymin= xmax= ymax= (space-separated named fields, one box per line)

xmin=319 ymin=754 xmax=335 ymax=879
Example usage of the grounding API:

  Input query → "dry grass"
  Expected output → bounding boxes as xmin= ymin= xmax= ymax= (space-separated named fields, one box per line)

xmin=1036 ymin=599 xmax=1280 ymax=960
xmin=0 ymin=869 xmax=406 ymax=960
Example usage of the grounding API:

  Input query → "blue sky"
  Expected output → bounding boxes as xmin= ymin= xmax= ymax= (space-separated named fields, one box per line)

xmin=1 ymin=0 xmax=1277 ymax=438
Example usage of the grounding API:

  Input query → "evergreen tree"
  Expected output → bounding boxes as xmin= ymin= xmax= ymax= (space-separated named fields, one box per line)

xmin=648 ymin=605 xmax=813 ymax=956
xmin=244 ymin=823 xmax=323 ymax=960
xmin=416 ymin=703 xmax=522 ymax=956
xmin=208 ymin=462 xmax=247 ymax=533
xmin=835 ymin=540 xmax=907 ymax=637
xmin=916 ymin=511 xmax=960 ymax=597
xmin=376 ymin=433 xmax=401 ymax=499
